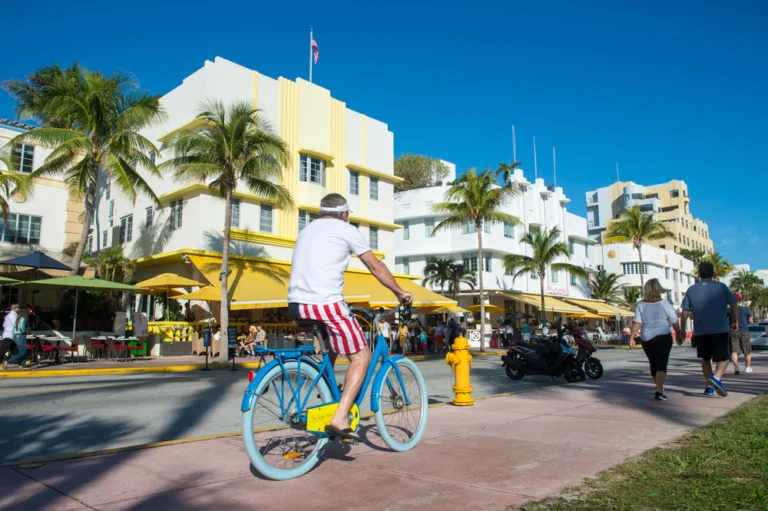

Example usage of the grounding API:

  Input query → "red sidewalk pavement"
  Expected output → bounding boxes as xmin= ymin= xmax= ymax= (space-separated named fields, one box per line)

xmin=2 ymin=363 xmax=766 ymax=511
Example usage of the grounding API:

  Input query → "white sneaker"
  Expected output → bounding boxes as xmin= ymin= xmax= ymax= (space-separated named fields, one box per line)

xmin=745 ymin=367 xmax=753 ymax=373
xmin=734 ymin=365 xmax=740 ymax=375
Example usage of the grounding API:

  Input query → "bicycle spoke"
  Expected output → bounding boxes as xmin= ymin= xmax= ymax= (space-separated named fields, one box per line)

xmin=379 ymin=363 xmax=425 ymax=445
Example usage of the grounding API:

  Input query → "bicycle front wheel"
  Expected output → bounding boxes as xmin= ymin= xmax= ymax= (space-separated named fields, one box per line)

xmin=242 ymin=360 xmax=333 ymax=480
xmin=374 ymin=357 xmax=428 ymax=451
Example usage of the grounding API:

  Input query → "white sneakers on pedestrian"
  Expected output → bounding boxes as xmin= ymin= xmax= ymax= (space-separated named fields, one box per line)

xmin=745 ymin=367 xmax=753 ymax=373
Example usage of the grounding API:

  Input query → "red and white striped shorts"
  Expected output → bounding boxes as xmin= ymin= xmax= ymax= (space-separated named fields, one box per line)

xmin=291 ymin=301 xmax=367 ymax=355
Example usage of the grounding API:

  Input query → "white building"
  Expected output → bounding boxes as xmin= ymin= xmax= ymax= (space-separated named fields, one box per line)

xmin=593 ymin=243 xmax=695 ymax=309
xmin=394 ymin=166 xmax=597 ymax=321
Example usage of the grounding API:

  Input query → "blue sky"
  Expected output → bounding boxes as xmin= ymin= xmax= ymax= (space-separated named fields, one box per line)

xmin=3 ymin=0 xmax=767 ymax=268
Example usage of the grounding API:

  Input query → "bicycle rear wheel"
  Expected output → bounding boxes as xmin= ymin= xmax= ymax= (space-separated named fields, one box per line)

xmin=242 ymin=360 xmax=333 ymax=480
xmin=374 ymin=357 xmax=428 ymax=451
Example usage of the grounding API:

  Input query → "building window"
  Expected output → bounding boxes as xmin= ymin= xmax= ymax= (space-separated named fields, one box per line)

xmin=483 ymin=252 xmax=492 ymax=272
xmin=0 ymin=213 xmax=41 ymax=245
xmin=597 ymin=264 xmax=604 ymax=272
xmin=12 ymin=144 xmax=34 ymax=173
xmin=299 ymin=155 xmax=325 ymax=185
xmin=673 ymin=269 xmax=678 ymax=281
xmin=570 ymin=273 xmax=577 ymax=285
xmin=425 ymin=217 xmax=435 ymax=237
xmin=260 ymin=205 xmax=273 ymax=233
xmin=102 ymin=230 xmax=108 ymax=248
xmin=504 ymin=222 xmax=514 ymax=239
xmin=86 ymin=236 xmax=93 ymax=254
xmin=461 ymin=221 xmax=477 ymax=234
xmin=298 ymin=210 xmax=320 ymax=233
xmin=369 ymin=226 xmax=379 ymax=250
xmin=665 ymin=267 xmax=670 ymax=279
xmin=643 ymin=263 xmax=648 ymax=274
xmin=680 ymin=271 xmax=684 ymax=283
xmin=483 ymin=221 xmax=491 ymax=234
xmin=667 ymin=290 xmax=672 ymax=302
xmin=105 ymin=178 xmax=111 ymax=200
xmin=369 ymin=177 xmax=379 ymax=200
xmin=462 ymin=253 xmax=478 ymax=273
xmin=622 ymin=263 xmax=648 ymax=275
xmin=108 ymin=199 xmax=115 ymax=218
xmin=687 ymin=274 xmax=691 ymax=285
xmin=403 ymin=220 xmax=409 ymax=240
xmin=119 ymin=215 xmax=133 ymax=244
xmin=349 ymin=170 xmax=360 ymax=195
xmin=145 ymin=207 xmax=153 ymax=227
xmin=569 ymin=239 xmax=575 ymax=255
xmin=531 ymin=271 xmax=538 ymax=280
xmin=170 ymin=199 xmax=183 ymax=230
xmin=675 ymin=292 xmax=679 ymax=303
xmin=231 ymin=198 xmax=240 ymax=228
xmin=402 ymin=257 xmax=410 ymax=275
xmin=552 ymin=270 xmax=559 ymax=283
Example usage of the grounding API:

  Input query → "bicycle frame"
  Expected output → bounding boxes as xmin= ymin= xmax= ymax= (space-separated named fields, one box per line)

xmin=241 ymin=335 xmax=411 ymax=424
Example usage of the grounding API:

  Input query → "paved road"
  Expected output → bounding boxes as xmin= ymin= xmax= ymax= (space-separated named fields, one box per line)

xmin=0 ymin=346 xmax=704 ymax=465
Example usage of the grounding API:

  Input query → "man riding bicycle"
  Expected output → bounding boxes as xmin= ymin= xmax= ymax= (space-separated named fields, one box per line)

xmin=287 ymin=193 xmax=412 ymax=443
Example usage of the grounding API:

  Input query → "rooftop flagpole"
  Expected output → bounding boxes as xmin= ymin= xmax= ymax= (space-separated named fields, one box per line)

xmin=309 ymin=28 xmax=313 ymax=83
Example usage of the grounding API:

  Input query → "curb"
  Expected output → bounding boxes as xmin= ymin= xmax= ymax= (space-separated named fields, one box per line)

xmin=0 ymin=350 xmax=506 ymax=379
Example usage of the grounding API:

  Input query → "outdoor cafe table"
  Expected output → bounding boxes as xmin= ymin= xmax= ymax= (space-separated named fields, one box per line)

xmin=46 ymin=337 xmax=72 ymax=365
xmin=116 ymin=337 xmax=140 ymax=361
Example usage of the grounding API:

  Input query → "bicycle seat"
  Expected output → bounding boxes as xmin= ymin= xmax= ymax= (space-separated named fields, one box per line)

xmin=296 ymin=319 xmax=328 ymax=339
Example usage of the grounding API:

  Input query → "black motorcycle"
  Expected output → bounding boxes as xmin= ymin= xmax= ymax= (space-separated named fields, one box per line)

xmin=501 ymin=335 xmax=586 ymax=383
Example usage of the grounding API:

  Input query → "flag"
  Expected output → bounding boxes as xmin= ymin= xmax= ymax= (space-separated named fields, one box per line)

xmin=311 ymin=38 xmax=320 ymax=64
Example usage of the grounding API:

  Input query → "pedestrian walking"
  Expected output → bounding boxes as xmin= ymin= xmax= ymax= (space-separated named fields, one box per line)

xmin=398 ymin=322 xmax=409 ymax=354
xmin=522 ymin=320 xmax=531 ymax=341
xmin=434 ymin=322 xmax=445 ymax=353
xmin=6 ymin=306 xmax=29 ymax=369
xmin=447 ymin=318 xmax=458 ymax=346
xmin=376 ymin=315 xmax=392 ymax=347
xmin=419 ymin=326 xmax=428 ymax=353
xmin=629 ymin=279 xmax=682 ymax=400
xmin=1 ymin=304 xmax=20 ymax=371
xmin=504 ymin=322 xmax=514 ymax=347
xmin=729 ymin=293 xmax=753 ymax=374
xmin=680 ymin=261 xmax=739 ymax=397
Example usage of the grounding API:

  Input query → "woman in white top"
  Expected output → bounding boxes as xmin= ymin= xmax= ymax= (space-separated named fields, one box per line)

xmin=629 ymin=279 xmax=683 ymax=401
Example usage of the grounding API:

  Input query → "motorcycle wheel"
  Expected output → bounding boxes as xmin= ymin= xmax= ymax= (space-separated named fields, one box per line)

xmin=585 ymin=358 xmax=603 ymax=379
xmin=563 ymin=362 xmax=586 ymax=383
xmin=505 ymin=364 xmax=525 ymax=380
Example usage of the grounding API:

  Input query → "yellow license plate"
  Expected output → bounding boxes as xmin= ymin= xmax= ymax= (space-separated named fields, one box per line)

xmin=306 ymin=402 xmax=360 ymax=434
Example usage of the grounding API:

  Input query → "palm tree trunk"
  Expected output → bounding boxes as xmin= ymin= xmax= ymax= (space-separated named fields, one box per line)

xmin=477 ymin=226 xmax=485 ymax=352
xmin=539 ymin=269 xmax=546 ymax=325
xmin=637 ymin=245 xmax=645 ymax=290
xmin=69 ymin=163 xmax=98 ymax=276
xmin=219 ymin=189 xmax=233 ymax=361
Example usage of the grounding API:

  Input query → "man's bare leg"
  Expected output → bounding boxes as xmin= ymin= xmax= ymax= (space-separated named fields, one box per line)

xmin=731 ymin=351 xmax=739 ymax=368
xmin=745 ymin=353 xmax=752 ymax=369
xmin=330 ymin=346 xmax=371 ymax=431
xmin=702 ymin=359 xmax=713 ymax=384
xmin=713 ymin=360 xmax=729 ymax=380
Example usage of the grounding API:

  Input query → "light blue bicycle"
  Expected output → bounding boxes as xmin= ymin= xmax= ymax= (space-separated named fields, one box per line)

xmin=241 ymin=307 xmax=428 ymax=480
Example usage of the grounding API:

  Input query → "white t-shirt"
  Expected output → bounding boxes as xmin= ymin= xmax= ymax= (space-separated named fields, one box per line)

xmin=633 ymin=301 xmax=678 ymax=341
xmin=377 ymin=321 xmax=391 ymax=339
xmin=504 ymin=325 xmax=514 ymax=334
xmin=2 ymin=311 xmax=17 ymax=339
xmin=288 ymin=218 xmax=372 ymax=305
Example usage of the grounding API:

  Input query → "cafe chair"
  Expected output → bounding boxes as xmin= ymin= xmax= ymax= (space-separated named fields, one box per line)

xmin=59 ymin=342 xmax=80 ymax=363
xmin=85 ymin=335 xmax=107 ymax=360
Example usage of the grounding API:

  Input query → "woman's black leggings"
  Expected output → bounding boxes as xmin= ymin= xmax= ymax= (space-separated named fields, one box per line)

xmin=641 ymin=334 xmax=673 ymax=376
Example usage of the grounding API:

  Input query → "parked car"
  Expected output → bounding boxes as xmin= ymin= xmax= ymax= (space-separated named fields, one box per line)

xmin=748 ymin=325 xmax=768 ymax=348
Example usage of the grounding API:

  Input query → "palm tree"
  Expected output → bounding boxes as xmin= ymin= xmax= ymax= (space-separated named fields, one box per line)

xmin=0 ymin=150 xmax=34 ymax=221
xmin=590 ymin=268 xmax=624 ymax=303
xmin=494 ymin=161 xmax=522 ymax=185
xmin=7 ymin=65 xmax=165 ymax=275
xmin=729 ymin=269 xmax=764 ymax=305
xmin=604 ymin=206 xmax=674 ymax=288
xmin=619 ymin=286 xmax=642 ymax=311
xmin=2 ymin=64 xmax=84 ymax=129
xmin=701 ymin=252 xmax=733 ymax=281
xmin=432 ymin=168 xmax=520 ymax=351
xmin=503 ymin=227 xmax=587 ymax=323
xmin=753 ymin=287 xmax=768 ymax=321
xmin=162 ymin=100 xmax=292 ymax=361
xmin=445 ymin=263 xmax=476 ymax=299
xmin=422 ymin=257 xmax=453 ymax=294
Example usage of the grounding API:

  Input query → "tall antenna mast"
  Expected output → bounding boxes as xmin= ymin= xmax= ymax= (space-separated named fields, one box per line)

xmin=533 ymin=136 xmax=538 ymax=181
xmin=552 ymin=146 xmax=557 ymax=188
xmin=512 ymin=125 xmax=517 ymax=163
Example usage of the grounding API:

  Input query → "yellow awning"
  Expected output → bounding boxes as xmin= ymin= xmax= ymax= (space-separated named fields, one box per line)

xmin=501 ymin=293 xmax=588 ymax=314
xmin=564 ymin=297 xmax=634 ymax=317
xmin=189 ymin=255 xmax=455 ymax=310
xmin=565 ymin=311 xmax=605 ymax=319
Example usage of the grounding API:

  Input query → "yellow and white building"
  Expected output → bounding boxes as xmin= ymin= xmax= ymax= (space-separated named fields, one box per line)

xmin=586 ymin=179 xmax=714 ymax=255
xmin=94 ymin=57 xmax=447 ymax=316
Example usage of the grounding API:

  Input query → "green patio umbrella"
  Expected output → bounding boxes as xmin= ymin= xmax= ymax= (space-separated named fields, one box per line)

xmin=16 ymin=276 xmax=147 ymax=338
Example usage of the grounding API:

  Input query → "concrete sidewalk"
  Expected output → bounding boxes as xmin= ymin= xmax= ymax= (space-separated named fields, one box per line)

xmin=2 ymin=362 xmax=766 ymax=511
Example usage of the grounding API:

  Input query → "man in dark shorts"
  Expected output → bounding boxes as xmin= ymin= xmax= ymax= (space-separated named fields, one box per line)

xmin=681 ymin=262 xmax=739 ymax=397
xmin=728 ymin=293 xmax=753 ymax=374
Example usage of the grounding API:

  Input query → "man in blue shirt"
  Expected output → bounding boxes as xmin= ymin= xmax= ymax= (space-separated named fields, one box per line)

xmin=681 ymin=262 xmax=739 ymax=397
xmin=728 ymin=293 xmax=753 ymax=375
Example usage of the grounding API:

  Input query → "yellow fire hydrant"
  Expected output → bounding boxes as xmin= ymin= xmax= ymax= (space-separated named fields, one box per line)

xmin=445 ymin=335 xmax=473 ymax=406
